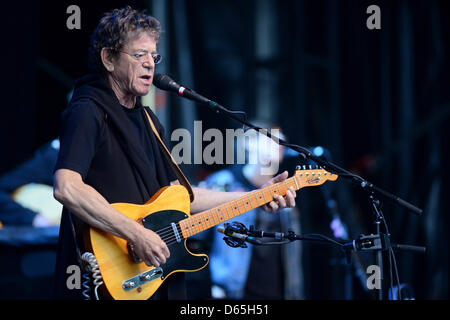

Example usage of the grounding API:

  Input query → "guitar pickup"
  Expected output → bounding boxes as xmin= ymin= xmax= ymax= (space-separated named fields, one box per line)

xmin=126 ymin=241 xmax=142 ymax=263
xmin=122 ymin=267 xmax=163 ymax=291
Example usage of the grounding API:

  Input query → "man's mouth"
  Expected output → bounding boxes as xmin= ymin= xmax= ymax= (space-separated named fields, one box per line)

xmin=140 ymin=75 xmax=152 ymax=84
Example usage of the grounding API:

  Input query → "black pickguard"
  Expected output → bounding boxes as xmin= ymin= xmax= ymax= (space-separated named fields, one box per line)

xmin=141 ymin=210 xmax=208 ymax=279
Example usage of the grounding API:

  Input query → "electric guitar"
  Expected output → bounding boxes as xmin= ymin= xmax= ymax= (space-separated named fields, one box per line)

xmin=89 ymin=166 xmax=338 ymax=299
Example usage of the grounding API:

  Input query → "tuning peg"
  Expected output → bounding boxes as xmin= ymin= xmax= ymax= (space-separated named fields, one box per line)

xmin=302 ymin=165 xmax=306 ymax=170
xmin=309 ymin=165 xmax=312 ymax=169
xmin=296 ymin=165 xmax=301 ymax=170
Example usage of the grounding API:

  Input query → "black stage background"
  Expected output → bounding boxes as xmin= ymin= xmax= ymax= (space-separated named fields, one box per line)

xmin=0 ymin=0 xmax=448 ymax=300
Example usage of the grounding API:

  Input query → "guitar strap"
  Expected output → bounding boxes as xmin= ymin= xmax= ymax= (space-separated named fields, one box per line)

xmin=143 ymin=107 xmax=195 ymax=203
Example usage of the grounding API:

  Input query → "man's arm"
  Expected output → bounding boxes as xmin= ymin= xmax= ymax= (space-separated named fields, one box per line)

xmin=174 ymin=171 xmax=297 ymax=214
xmin=190 ymin=187 xmax=248 ymax=214
xmin=53 ymin=168 xmax=169 ymax=267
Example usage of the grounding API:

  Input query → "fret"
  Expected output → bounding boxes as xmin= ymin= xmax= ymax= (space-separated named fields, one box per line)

xmin=184 ymin=219 xmax=192 ymax=237
xmin=275 ymin=183 xmax=282 ymax=195
xmin=242 ymin=198 xmax=248 ymax=211
xmin=269 ymin=186 xmax=276 ymax=198
xmin=254 ymin=192 xmax=260 ymax=207
xmin=215 ymin=209 xmax=225 ymax=223
xmin=210 ymin=210 xmax=217 ymax=226
xmin=216 ymin=208 xmax=224 ymax=224
xmin=264 ymin=188 xmax=273 ymax=202
xmin=216 ymin=208 xmax=223 ymax=224
xmin=284 ymin=180 xmax=290 ymax=193
xmin=203 ymin=212 xmax=211 ymax=229
xmin=198 ymin=214 xmax=207 ymax=232
xmin=218 ymin=207 xmax=228 ymax=222
xmin=210 ymin=209 xmax=217 ymax=226
xmin=293 ymin=176 xmax=300 ymax=190
xmin=212 ymin=210 xmax=218 ymax=225
xmin=176 ymin=223 xmax=184 ymax=240
xmin=191 ymin=216 xmax=199 ymax=234
xmin=231 ymin=200 xmax=240 ymax=215
xmin=186 ymin=220 xmax=193 ymax=237
xmin=223 ymin=205 xmax=231 ymax=220
xmin=268 ymin=185 xmax=274 ymax=197
xmin=202 ymin=213 xmax=209 ymax=228
xmin=191 ymin=215 xmax=199 ymax=233
xmin=287 ymin=178 xmax=295 ymax=189
xmin=257 ymin=190 xmax=266 ymax=205
xmin=261 ymin=189 xmax=267 ymax=203
xmin=244 ymin=195 xmax=253 ymax=210
xmin=247 ymin=193 xmax=257 ymax=208
xmin=181 ymin=220 xmax=189 ymax=238
xmin=211 ymin=210 xmax=218 ymax=225
xmin=225 ymin=204 xmax=235 ymax=219
xmin=237 ymin=200 xmax=245 ymax=214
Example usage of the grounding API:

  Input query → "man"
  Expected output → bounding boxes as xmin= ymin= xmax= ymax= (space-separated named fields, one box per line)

xmin=53 ymin=7 xmax=296 ymax=300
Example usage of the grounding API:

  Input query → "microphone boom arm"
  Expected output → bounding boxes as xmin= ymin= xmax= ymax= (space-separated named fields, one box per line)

xmin=152 ymin=73 xmax=422 ymax=216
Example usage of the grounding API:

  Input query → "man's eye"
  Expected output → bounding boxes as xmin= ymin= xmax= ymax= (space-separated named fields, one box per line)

xmin=135 ymin=53 xmax=146 ymax=59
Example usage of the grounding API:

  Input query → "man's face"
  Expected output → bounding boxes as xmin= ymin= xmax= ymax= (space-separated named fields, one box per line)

xmin=110 ymin=32 xmax=157 ymax=97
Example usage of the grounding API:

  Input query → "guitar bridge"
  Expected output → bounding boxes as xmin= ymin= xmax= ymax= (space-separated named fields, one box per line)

xmin=122 ymin=267 xmax=163 ymax=291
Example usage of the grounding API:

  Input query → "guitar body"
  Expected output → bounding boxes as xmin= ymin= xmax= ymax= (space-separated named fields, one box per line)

xmin=89 ymin=185 xmax=208 ymax=300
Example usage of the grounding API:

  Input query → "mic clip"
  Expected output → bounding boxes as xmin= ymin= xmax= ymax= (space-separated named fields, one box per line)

xmin=222 ymin=222 xmax=249 ymax=248
xmin=224 ymin=236 xmax=248 ymax=248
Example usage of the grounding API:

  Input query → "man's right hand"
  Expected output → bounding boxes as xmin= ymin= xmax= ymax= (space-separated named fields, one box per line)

xmin=130 ymin=226 xmax=170 ymax=267
xmin=54 ymin=169 xmax=171 ymax=267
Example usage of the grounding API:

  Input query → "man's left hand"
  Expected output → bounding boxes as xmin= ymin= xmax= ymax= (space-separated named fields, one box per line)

xmin=261 ymin=171 xmax=297 ymax=213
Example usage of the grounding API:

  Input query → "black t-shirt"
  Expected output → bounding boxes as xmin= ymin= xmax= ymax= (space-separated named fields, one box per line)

xmin=54 ymin=100 xmax=176 ymax=202
xmin=54 ymin=98 xmax=179 ymax=299
xmin=122 ymin=105 xmax=171 ymax=187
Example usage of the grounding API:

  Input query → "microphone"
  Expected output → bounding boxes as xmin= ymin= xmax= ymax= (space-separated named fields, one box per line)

xmin=217 ymin=226 xmax=261 ymax=245
xmin=153 ymin=74 xmax=212 ymax=106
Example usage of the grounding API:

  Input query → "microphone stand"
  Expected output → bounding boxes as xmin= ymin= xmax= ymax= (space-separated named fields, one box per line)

xmin=158 ymin=80 xmax=425 ymax=300
xmin=184 ymin=92 xmax=423 ymax=215
xmin=341 ymin=230 xmax=426 ymax=300
xmin=227 ymin=222 xmax=426 ymax=299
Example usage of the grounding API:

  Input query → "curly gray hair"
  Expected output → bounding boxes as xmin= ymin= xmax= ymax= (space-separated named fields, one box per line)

xmin=88 ymin=6 xmax=161 ymax=73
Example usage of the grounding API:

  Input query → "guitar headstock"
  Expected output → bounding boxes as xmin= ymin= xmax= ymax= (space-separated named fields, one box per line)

xmin=294 ymin=165 xmax=338 ymax=188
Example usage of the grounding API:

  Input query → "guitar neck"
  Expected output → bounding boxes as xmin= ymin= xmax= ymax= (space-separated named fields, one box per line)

xmin=178 ymin=176 xmax=301 ymax=239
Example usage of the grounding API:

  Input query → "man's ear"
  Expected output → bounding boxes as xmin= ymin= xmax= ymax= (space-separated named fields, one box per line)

xmin=100 ymin=48 xmax=115 ymax=72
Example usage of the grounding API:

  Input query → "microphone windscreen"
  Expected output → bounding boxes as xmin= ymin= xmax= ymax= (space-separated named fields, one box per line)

xmin=153 ymin=73 xmax=175 ymax=91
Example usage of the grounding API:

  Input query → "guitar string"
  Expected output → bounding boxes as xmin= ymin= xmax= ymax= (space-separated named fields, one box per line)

xmin=158 ymin=197 xmax=279 ymax=246
xmin=153 ymin=178 xmax=303 ymax=246
xmin=141 ymin=177 xmax=317 ymax=255
xmin=154 ymin=181 xmax=296 ymax=245
xmin=141 ymin=175 xmax=333 ymax=254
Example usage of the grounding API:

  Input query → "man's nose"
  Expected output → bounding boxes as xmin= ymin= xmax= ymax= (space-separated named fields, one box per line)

xmin=142 ymin=59 xmax=154 ymax=69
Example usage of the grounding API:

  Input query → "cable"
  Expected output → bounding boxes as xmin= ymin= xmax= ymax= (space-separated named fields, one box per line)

xmin=81 ymin=271 xmax=91 ymax=300
xmin=376 ymin=203 xmax=402 ymax=300
xmin=390 ymin=247 xmax=402 ymax=300
xmin=81 ymin=252 xmax=104 ymax=300
xmin=302 ymin=233 xmax=345 ymax=247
